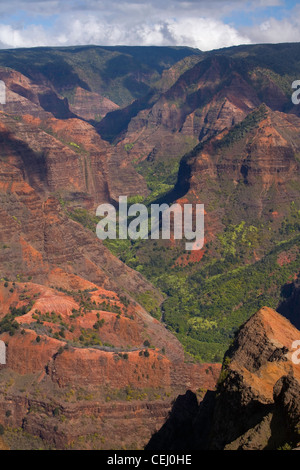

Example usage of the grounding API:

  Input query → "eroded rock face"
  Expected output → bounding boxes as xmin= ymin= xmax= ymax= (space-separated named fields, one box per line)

xmin=0 ymin=66 xmax=149 ymax=205
xmin=2 ymin=45 xmax=299 ymax=450
xmin=98 ymin=54 xmax=289 ymax=171
xmin=171 ymin=106 xmax=300 ymax=252
xmin=0 ymin=280 xmax=220 ymax=388
xmin=68 ymin=87 xmax=119 ymax=121
xmin=0 ymin=392 xmax=175 ymax=450
xmin=0 ymin=111 xmax=148 ymax=207
xmin=0 ymin=68 xmax=74 ymax=119
xmin=0 ymin=280 xmax=220 ymax=449
xmin=209 ymin=307 xmax=300 ymax=450
xmin=0 ymin=159 xmax=153 ymax=300
xmin=146 ymin=307 xmax=300 ymax=450
xmin=0 ymin=115 xmax=220 ymax=449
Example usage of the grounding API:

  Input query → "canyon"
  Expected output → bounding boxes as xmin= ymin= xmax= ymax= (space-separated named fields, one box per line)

xmin=0 ymin=43 xmax=299 ymax=450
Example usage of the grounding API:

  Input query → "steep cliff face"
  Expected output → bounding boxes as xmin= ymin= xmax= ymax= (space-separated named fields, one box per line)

xmin=0 ymin=43 xmax=299 ymax=450
xmin=0 ymin=157 xmax=152 ymax=299
xmin=98 ymin=51 xmax=296 ymax=178
xmin=209 ymin=307 xmax=300 ymax=450
xmin=0 ymin=106 xmax=220 ymax=448
xmin=98 ymin=55 xmax=261 ymax=168
xmin=0 ymin=110 xmax=148 ymax=205
xmin=0 ymin=68 xmax=74 ymax=119
xmin=0 ymin=280 xmax=220 ymax=449
xmin=147 ymin=307 xmax=300 ymax=450
xmin=173 ymin=106 xmax=300 ymax=246
xmin=0 ymin=392 xmax=174 ymax=450
xmin=68 ymin=87 xmax=119 ymax=121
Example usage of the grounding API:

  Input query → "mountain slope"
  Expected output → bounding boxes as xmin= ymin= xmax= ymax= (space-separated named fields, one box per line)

xmin=0 ymin=113 xmax=221 ymax=449
xmin=0 ymin=45 xmax=201 ymax=108
xmin=97 ymin=43 xmax=300 ymax=198
xmin=0 ymin=42 xmax=300 ymax=449
xmin=110 ymin=104 xmax=300 ymax=362
xmin=146 ymin=307 xmax=300 ymax=450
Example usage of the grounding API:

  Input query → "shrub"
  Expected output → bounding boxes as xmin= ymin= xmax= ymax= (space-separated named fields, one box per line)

xmin=59 ymin=329 xmax=65 ymax=338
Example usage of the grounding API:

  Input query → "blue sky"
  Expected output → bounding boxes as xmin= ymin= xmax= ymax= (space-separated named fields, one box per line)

xmin=224 ymin=0 xmax=299 ymax=26
xmin=0 ymin=0 xmax=299 ymax=49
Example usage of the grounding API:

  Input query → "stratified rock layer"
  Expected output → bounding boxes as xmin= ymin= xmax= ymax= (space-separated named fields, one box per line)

xmin=146 ymin=307 xmax=300 ymax=450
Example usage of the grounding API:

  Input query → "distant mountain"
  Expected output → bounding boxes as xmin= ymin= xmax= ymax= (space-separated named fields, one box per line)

xmin=0 ymin=42 xmax=299 ymax=449
xmin=0 ymin=44 xmax=223 ymax=450
xmin=0 ymin=45 xmax=201 ymax=108
xmin=98 ymin=43 xmax=300 ymax=190
xmin=93 ymin=44 xmax=300 ymax=364
xmin=115 ymin=104 xmax=300 ymax=362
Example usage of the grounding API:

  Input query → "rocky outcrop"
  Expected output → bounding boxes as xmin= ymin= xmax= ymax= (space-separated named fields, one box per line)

xmin=0 ymin=392 xmax=174 ymax=450
xmin=209 ymin=307 xmax=300 ymax=450
xmin=98 ymin=53 xmax=290 ymax=172
xmin=0 ymin=158 xmax=153 ymax=301
xmin=0 ymin=111 xmax=148 ymax=205
xmin=171 ymin=106 xmax=300 ymax=250
xmin=68 ymin=87 xmax=119 ymax=121
xmin=1 ymin=43 xmax=299 ymax=451
xmin=0 ymin=68 xmax=74 ymax=119
xmin=0 ymin=280 xmax=220 ymax=449
xmin=0 ymin=143 xmax=219 ymax=449
xmin=147 ymin=307 xmax=300 ymax=450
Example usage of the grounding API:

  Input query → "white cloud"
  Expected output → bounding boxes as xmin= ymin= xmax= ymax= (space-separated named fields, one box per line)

xmin=244 ymin=15 xmax=300 ymax=44
xmin=0 ymin=14 xmax=251 ymax=50
xmin=0 ymin=24 xmax=49 ymax=48
xmin=0 ymin=0 xmax=296 ymax=50
xmin=166 ymin=18 xmax=251 ymax=50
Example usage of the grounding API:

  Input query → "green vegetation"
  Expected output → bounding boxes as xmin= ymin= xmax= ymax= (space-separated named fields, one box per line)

xmin=68 ymin=141 xmax=81 ymax=150
xmin=66 ymin=207 xmax=99 ymax=231
xmin=60 ymin=102 xmax=300 ymax=364
xmin=101 ymin=205 xmax=300 ymax=362
xmin=154 ymin=234 xmax=300 ymax=362
xmin=214 ymin=104 xmax=267 ymax=150
xmin=48 ymin=44 xmax=300 ymax=364
xmin=249 ymin=67 xmax=296 ymax=98
xmin=136 ymin=158 xmax=181 ymax=198
xmin=78 ymin=328 xmax=102 ymax=347
xmin=278 ymin=443 xmax=293 ymax=451
xmin=124 ymin=143 xmax=134 ymax=152
xmin=135 ymin=291 xmax=161 ymax=319
xmin=0 ymin=305 xmax=31 ymax=336
xmin=0 ymin=45 xmax=199 ymax=108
